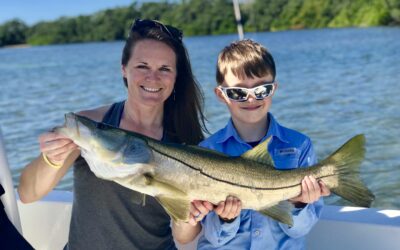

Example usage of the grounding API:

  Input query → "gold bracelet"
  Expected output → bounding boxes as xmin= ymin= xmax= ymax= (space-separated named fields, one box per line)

xmin=42 ymin=154 xmax=62 ymax=169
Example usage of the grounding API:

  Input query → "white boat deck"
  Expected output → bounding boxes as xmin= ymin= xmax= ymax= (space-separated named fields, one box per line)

xmin=16 ymin=190 xmax=400 ymax=250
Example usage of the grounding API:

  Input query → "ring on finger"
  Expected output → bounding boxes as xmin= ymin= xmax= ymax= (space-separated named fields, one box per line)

xmin=194 ymin=212 xmax=202 ymax=219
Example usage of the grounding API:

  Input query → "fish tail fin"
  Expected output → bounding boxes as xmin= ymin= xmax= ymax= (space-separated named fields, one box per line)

xmin=320 ymin=134 xmax=374 ymax=207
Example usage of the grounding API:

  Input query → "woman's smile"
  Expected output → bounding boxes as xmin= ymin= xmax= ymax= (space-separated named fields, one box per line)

xmin=141 ymin=86 xmax=163 ymax=93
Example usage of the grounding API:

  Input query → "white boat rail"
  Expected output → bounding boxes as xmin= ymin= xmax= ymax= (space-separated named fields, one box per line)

xmin=17 ymin=190 xmax=400 ymax=250
xmin=0 ymin=126 xmax=22 ymax=234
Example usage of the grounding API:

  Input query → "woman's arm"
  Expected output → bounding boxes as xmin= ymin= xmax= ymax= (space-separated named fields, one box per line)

xmin=18 ymin=106 xmax=111 ymax=203
xmin=172 ymin=200 xmax=213 ymax=244
xmin=200 ymin=197 xmax=242 ymax=247
xmin=18 ymin=132 xmax=79 ymax=203
xmin=172 ymin=221 xmax=201 ymax=244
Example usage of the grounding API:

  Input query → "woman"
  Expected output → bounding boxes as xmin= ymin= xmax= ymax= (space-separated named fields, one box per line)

xmin=18 ymin=19 xmax=213 ymax=249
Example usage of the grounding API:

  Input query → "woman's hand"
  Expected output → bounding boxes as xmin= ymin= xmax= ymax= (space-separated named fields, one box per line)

xmin=173 ymin=200 xmax=212 ymax=243
xmin=188 ymin=200 xmax=214 ymax=225
xmin=215 ymin=196 xmax=242 ymax=223
xmin=18 ymin=131 xmax=79 ymax=203
xmin=290 ymin=176 xmax=331 ymax=206
xmin=39 ymin=131 xmax=78 ymax=167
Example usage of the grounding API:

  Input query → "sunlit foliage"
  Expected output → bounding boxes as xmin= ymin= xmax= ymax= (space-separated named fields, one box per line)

xmin=0 ymin=0 xmax=398 ymax=47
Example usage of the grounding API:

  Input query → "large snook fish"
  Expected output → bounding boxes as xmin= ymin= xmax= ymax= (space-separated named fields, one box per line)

xmin=56 ymin=113 xmax=374 ymax=226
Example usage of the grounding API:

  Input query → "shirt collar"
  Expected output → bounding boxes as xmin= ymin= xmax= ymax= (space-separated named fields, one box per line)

xmin=216 ymin=113 xmax=289 ymax=144
xmin=265 ymin=113 xmax=288 ymax=143
xmin=216 ymin=118 xmax=243 ymax=144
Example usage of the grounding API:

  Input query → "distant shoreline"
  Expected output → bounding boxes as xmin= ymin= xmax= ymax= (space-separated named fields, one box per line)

xmin=1 ymin=0 xmax=398 ymax=48
xmin=3 ymin=44 xmax=31 ymax=49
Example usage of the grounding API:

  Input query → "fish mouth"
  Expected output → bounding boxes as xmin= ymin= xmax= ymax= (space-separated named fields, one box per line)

xmin=141 ymin=86 xmax=162 ymax=93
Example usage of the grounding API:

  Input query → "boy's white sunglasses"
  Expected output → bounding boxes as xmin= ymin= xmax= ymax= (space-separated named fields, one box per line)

xmin=218 ymin=82 xmax=276 ymax=102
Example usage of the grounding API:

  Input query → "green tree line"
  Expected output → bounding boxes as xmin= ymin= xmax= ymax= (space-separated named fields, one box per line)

xmin=1 ymin=0 xmax=399 ymax=47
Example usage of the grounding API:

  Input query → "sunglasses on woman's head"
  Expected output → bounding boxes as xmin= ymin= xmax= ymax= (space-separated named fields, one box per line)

xmin=218 ymin=82 xmax=276 ymax=102
xmin=130 ymin=19 xmax=183 ymax=42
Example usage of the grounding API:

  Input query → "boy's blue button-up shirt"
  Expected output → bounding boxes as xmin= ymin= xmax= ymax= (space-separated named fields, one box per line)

xmin=197 ymin=113 xmax=323 ymax=250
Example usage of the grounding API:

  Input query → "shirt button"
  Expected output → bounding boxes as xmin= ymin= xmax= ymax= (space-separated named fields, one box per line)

xmin=254 ymin=230 xmax=260 ymax=236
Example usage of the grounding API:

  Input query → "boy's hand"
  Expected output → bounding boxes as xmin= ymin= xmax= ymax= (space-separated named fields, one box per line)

xmin=215 ymin=196 xmax=242 ymax=223
xmin=290 ymin=176 xmax=331 ymax=206
xmin=188 ymin=200 xmax=214 ymax=225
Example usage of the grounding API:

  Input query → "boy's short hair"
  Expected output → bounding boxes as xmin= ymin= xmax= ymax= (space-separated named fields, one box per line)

xmin=216 ymin=39 xmax=276 ymax=85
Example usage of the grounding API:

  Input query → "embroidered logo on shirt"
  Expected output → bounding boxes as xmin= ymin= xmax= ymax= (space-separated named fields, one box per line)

xmin=276 ymin=148 xmax=298 ymax=156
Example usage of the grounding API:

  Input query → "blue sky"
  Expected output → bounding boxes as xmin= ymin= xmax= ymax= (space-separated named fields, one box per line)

xmin=0 ymin=0 xmax=162 ymax=25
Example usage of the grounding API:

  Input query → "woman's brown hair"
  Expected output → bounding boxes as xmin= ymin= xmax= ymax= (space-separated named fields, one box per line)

xmin=121 ymin=19 xmax=207 ymax=144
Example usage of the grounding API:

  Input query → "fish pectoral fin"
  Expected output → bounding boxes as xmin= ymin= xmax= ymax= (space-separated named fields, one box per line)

xmin=129 ymin=191 xmax=146 ymax=205
xmin=258 ymin=201 xmax=293 ymax=226
xmin=155 ymin=196 xmax=191 ymax=222
xmin=144 ymin=175 xmax=191 ymax=222
xmin=241 ymin=136 xmax=275 ymax=167
xmin=143 ymin=174 xmax=187 ymax=197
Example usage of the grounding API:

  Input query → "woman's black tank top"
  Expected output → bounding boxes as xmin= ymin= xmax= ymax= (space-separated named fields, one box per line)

xmin=67 ymin=101 xmax=176 ymax=250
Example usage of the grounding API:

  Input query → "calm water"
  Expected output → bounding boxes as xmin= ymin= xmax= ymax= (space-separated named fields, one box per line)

xmin=1 ymin=27 xmax=399 ymax=209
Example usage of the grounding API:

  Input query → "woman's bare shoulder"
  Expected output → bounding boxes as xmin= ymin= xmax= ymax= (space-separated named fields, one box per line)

xmin=77 ymin=105 xmax=112 ymax=122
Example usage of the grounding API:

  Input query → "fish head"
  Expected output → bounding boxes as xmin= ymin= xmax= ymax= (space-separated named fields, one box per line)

xmin=56 ymin=112 xmax=152 ymax=166
xmin=55 ymin=112 xmax=97 ymax=151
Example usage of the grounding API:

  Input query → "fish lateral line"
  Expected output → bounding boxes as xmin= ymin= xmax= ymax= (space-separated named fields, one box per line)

xmin=149 ymin=145 xmax=333 ymax=191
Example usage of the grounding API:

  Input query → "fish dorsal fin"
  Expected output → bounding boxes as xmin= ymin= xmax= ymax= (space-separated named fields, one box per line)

xmin=241 ymin=136 xmax=275 ymax=167
xmin=258 ymin=201 xmax=293 ymax=226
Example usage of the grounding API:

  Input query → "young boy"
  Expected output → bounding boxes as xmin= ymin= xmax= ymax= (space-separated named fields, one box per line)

xmin=196 ymin=39 xmax=330 ymax=249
